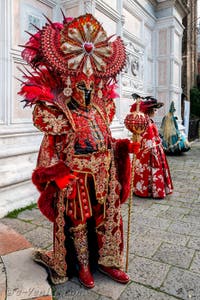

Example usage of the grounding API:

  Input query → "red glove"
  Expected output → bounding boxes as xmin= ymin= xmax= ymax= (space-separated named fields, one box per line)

xmin=55 ymin=173 xmax=77 ymax=189
xmin=55 ymin=173 xmax=78 ymax=199
xmin=128 ymin=141 xmax=140 ymax=154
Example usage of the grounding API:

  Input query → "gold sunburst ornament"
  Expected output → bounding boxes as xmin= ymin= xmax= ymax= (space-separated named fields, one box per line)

xmin=39 ymin=14 xmax=126 ymax=80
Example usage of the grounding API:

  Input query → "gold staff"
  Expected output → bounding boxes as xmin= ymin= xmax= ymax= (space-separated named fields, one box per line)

xmin=124 ymin=96 xmax=148 ymax=272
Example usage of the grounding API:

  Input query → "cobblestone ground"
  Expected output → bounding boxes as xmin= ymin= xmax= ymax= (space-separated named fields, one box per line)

xmin=1 ymin=140 xmax=200 ymax=300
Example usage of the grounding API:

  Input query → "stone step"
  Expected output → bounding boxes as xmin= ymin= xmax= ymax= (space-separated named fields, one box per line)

xmin=0 ymin=223 xmax=52 ymax=300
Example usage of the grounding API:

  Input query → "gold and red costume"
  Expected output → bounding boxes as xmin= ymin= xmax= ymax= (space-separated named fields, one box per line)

xmin=19 ymin=13 xmax=131 ymax=286
xmin=129 ymin=97 xmax=173 ymax=199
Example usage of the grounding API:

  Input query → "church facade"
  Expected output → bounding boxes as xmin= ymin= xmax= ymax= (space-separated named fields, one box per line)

xmin=0 ymin=0 xmax=193 ymax=216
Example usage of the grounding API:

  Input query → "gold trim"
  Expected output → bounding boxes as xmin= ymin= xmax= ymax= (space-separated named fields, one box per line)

xmin=77 ymin=183 xmax=84 ymax=221
xmin=56 ymin=95 xmax=76 ymax=131
xmin=54 ymin=190 xmax=67 ymax=276
xmin=86 ymin=173 xmax=93 ymax=215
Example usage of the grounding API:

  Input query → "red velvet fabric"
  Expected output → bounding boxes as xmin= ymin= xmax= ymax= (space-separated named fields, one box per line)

xmin=32 ymin=160 xmax=71 ymax=222
xmin=37 ymin=183 xmax=57 ymax=222
xmin=114 ymin=139 xmax=131 ymax=204
xmin=128 ymin=141 xmax=140 ymax=154
xmin=32 ymin=160 xmax=70 ymax=191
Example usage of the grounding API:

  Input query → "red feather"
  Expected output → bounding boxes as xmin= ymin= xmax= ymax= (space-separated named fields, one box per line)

xmin=103 ymin=83 xmax=119 ymax=99
xmin=22 ymin=32 xmax=41 ymax=64
xmin=18 ymin=67 xmax=64 ymax=106
xmin=18 ymin=85 xmax=54 ymax=106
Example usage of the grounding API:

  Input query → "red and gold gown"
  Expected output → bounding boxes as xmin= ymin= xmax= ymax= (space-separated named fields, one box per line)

xmin=31 ymin=98 xmax=131 ymax=281
xmin=134 ymin=119 xmax=173 ymax=199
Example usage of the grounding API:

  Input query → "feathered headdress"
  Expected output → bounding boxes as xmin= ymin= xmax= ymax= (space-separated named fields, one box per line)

xmin=130 ymin=94 xmax=164 ymax=114
xmin=18 ymin=13 xmax=126 ymax=107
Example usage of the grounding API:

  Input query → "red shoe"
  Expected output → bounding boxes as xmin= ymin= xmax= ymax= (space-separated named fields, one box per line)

xmin=99 ymin=265 xmax=130 ymax=284
xmin=78 ymin=265 xmax=95 ymax=288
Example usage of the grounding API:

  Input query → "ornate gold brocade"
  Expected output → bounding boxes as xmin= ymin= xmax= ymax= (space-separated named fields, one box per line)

xmin=97 ymin=149 xmax=123 ymax=269
xmin=70 ymin=224 xmax=90 ymax=266
xmin=33 ymin=104 xmax=69 ymax=135
xmin=69 ymin=151 xmax=111 ymax=205
xmin=53 ymin=190 xmax=67 ymax=276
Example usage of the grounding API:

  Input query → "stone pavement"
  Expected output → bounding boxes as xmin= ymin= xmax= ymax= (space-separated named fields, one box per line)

xmin=0 ymin=139 xmax=200 ymax=300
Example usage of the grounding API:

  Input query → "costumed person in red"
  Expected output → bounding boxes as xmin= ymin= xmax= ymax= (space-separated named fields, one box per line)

xmin=18 ymin=13 xmax=135 ymax=287
xmin=131 ymin=95 xmax=173 ymax=199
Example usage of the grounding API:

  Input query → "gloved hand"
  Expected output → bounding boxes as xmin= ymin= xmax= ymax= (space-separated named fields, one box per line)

xmin=55 ymin=173 xmax=78 ymax=199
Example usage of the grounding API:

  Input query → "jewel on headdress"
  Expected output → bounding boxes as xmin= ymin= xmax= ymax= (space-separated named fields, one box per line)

xmin=63 ymin=76 xmax=72 ymax=97
xmin=83 ymin=42 xmax=94 ymax=54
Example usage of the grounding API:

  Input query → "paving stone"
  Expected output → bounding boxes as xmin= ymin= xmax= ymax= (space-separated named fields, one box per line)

xmin=132 ymin=198 xmax=155 ymax=208
xmin=91 ymin=271 xmax=128 ymax=300
xmin=31 ymin=219 xmax=53 ymax=230
xmin=182 ymin=191 xmax=200 ymax=197
xmin=0 ymin=258 xmax=6 ymax=300
xmin=163 ymin=200 xmax=194 ymax=209
xmin=182 ymin=214 xmax=200 ymax=225
xmin=187 ymin=236 xmax=200 ymax=250
xmin=54 ymin=272 xmax=127 ymax=300
xmin=130 ymin=236 xmax=162 ymax=258
xmin=53 ymin=281 xmax=99 ymax=300
xmin=189 ymin=251 xmax=200 ymax=275
xmin=141 ymin=203 xmax=170 ymax=217
xmin=97 ymin=296 xmax=113 ymax=300
xmin=153 ymin=242 xmax=195 ymax=269
xmin=2 ymin=248 xmax=52 ymax=300
xmin=189 ymin=208 xmax=200 ymax=216
xmin=132 ymin=204 xmax=146 ymax=214
xmin=167 ymin=220 xmax=194 ymax=235
xmin=119 ymin=282 xmax=178 ymax=300
xmin=23 ymin=227 xmax=53 ymax=249
xmin=191 ymin=203 xmax=200 ymax=211
xmin=188 ymin=224 xmax=200 ymax=237
xmin=18 ymin=209 xmax=53 ymax=230
xmin=128 ymin=256 xmax=170 ymax=288
xmin=140 ymin=228 xmax=189 ymax=247
xmin=174 ymin=196 xmax=195 ymax=204
xmin=132 ymin=224 xmax=151 ymax=236
xmin=133 ymin=215 xmax=172 ymax=231
xmin=121 ymin=206 xmax=128 ymax=218
xmin=129 ymin=208 xmax=147 ymax=221
xmin=161 ymin=267 xmax=200 ymax=300
xmin=17 ymin=208 xmax=41 ymax=221
xmin=155 ymin=199 xmax=171 ymax=206
xmin=1 ymin=218 xmax=37 ymax=235
xmin=0 ymin=223 xmax=31 ymax=255
xmin=158 ymin=206 xmax=190 ymax=220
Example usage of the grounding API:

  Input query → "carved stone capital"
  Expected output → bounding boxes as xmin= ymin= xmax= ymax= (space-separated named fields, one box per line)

xmin=83 ymin=0 xmax=95 ymax=14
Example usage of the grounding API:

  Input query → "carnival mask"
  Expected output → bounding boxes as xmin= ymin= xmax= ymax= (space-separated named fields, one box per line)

xmin=72 ymin=75 xmax=94 ymax=108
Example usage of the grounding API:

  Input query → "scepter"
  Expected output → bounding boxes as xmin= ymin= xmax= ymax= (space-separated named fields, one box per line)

xmin=124 ymin=95 xmax=148 ymax=272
